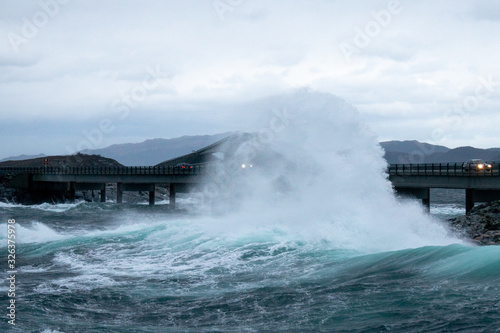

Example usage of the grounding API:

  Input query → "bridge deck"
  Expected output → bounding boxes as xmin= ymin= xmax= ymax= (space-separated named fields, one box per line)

xmin=2 ymin=163 xmax=500 ymax=212
xmin=388 ymin=163 xmax=500 ymax=189
xmin=0 ymin=165 xmax=207 ymax=175
xmin=388 ymin=163 xmax=500 ymax=213
xmin=0 ymin=166 xmax=208 ymax=184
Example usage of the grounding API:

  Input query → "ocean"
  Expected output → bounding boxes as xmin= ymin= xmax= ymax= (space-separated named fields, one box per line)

xmin=2 ymin=92 xmax=499 ymax=332
xmin=1 ymin=199 xmax=500 ymax=332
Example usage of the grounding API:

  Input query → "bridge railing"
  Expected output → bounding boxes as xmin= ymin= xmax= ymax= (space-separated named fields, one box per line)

xmin=0 ymin=165 xmax=208 ymax=176
xmin=388 ymin=163 xmax=499 ymax=176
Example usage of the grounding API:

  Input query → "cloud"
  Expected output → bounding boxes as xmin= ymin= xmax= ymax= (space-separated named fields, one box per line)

xmin=1 ymin=0 xmax=500 ymax=159
xmin=472 ymin=1 xmax=500 ymax=21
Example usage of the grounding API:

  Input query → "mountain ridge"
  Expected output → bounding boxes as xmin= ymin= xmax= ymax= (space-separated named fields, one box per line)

xmin=79 ymin=132 xmax=234 ymax=166
xmin=380 ymin=141 xmax=500 ymax=164
xmin=3 ymin=136 xmax=500 ymax=166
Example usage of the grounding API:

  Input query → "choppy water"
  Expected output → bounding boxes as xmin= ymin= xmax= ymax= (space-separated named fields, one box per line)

xmin=1 ymin=201 xmax=499 ymax=332
xmin=2 ymin=91 xmax=499 ymax=332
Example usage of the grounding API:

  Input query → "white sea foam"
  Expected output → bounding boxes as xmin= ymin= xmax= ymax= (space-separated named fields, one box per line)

xmin=0 ymin=221 xmax=69 ymax=244
xmin=0 ymin=201 xmax=19 ymax=208
xmin=0 ymin=200 xmax=83 ymax=212
xmin=30 ymin=201 xmax=84 ymax=212
xmin=13 ymin=222 xmax=69 ymax=244
xmin=431 ymin=204 xmax=465 ymax=217
xmin=193 ymin=91 xmax=463 ymax=253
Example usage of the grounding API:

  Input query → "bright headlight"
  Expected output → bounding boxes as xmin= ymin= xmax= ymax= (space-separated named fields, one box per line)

xmin=478 ymin=164 xmax=484 ymax=169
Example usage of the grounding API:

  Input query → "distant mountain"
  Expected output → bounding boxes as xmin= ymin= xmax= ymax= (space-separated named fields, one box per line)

xmin=425 ymin=147 xmax=500 ymax=164
xmin=380 ymin=140 xmax=449 ymax=154
xmin=380 ymin=140 xmax=448 ymax=164
xmin=381 ymin=140 xmax=500 ymax=164
xmin=0 ymin=154 xmax=46 ymax=163
xmin=80 ymin=133 xmax=234 ymax=166
xmin=3 ymin=137 xmax=500 ymax=167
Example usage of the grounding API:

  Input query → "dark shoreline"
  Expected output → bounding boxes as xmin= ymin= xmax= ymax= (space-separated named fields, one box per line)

xmin=447 ymin=201 xmax=500 ymax=245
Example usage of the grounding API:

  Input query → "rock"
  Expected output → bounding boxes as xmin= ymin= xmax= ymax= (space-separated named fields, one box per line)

xmin=448 ymin=200 xmax=500 ymax=245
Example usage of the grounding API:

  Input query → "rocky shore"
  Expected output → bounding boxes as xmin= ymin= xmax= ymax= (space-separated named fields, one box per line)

xmin=0 ymin=174 xmax=18 ymax=203
xmin=448 ymin=201 xmax=500 ymax=245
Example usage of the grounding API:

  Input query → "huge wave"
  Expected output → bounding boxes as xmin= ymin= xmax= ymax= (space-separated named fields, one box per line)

xmin=1 ymin=91 xmax=465 ymax=253
xmin=196 ymin=90 xmax=464 ymax=252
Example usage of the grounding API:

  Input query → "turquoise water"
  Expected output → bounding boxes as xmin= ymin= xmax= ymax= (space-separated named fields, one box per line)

xmin=1 ymin=202 xmax=499 ymax=332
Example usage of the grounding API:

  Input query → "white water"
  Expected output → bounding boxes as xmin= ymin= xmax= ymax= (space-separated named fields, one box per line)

xmin=0 ymin=93 xmax=493 ymax=333
xmin=1 ymin=91 xmax=464 ymax=253
xmin=195 ymin=90 xmax=464 ymax=252
xmin=0 ymin=200 xmax=85 ymax=212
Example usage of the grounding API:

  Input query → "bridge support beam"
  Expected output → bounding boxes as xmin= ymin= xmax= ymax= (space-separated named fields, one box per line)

xmin=117 ymin=183 xmax=123 ymax=204
xmin=101 ymin=187 xmax=106 ymax=203
xmin=169 ymin=183 xmax=176 ymax=210
xmin=422 ymin=188 xmax=430 ymax=213
xmin=69 ymin=182 xmax=75 ymax=203
xmin=466 ymin=189 xmax=474 ymax=215
xmin=149 ymin=188 xmax=155 ymax=206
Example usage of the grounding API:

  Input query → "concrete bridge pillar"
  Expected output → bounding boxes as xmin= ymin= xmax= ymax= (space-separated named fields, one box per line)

xmin=465 ymin=189 xmax=474 ymax=215
xmin=422 ymin=188 xmax=430 ymax=212
xmin=169 ymin=183 xmax=176 ymax=210
xmin=149 ymin=187 xmax=155 ymax=206
xmin=69 ymin=182 xmax=76 ymax=203
xmin=101 ymin=187 xmax=106 ymax=203
xmin=117 ymin=183 xmax=123 ymax=204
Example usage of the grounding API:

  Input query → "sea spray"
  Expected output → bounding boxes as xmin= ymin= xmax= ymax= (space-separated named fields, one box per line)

xmin=200 ymin=90 xmax=463 ymax=252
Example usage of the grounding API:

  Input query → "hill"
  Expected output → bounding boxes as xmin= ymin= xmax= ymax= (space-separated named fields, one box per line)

xmin=0 ymin=154 xmax=46 ymax=163
xmin=381 ymin=141 xmax=500 ymax=164
xmin=0 ymin=153 xmax=123 ymax=168
xmin=80 ymin=133 xmax=234 ymax=166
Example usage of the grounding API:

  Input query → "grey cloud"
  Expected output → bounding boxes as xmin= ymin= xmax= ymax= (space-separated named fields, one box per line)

xmin=1 ymin=0 xmax=500 ymax=159
xmin=473 ymin=1 xmax=500 ymax=21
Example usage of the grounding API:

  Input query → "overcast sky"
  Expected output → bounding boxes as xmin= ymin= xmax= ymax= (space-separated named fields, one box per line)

xmin=1 ymin=0 xmax=500 ymax=159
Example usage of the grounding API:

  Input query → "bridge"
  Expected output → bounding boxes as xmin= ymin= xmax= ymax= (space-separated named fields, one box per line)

xmin=0 ymin=166 xmax=208 ymax=208
xmin=0 ymin=133 xmax=257 ymax=208
xmin=3 ymin=161 xmax=500 ymax=213
xmin=388 ymin=163 xmax=500 ymax=214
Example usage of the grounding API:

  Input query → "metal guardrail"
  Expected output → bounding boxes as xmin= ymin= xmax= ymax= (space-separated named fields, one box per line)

xmin=2 ymin=163 xmax=498 ymax=177
xmin=0 ymin=165 xmax=207 ymax=176
xmin=388 ymin=163 xmax=500 ymax=176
